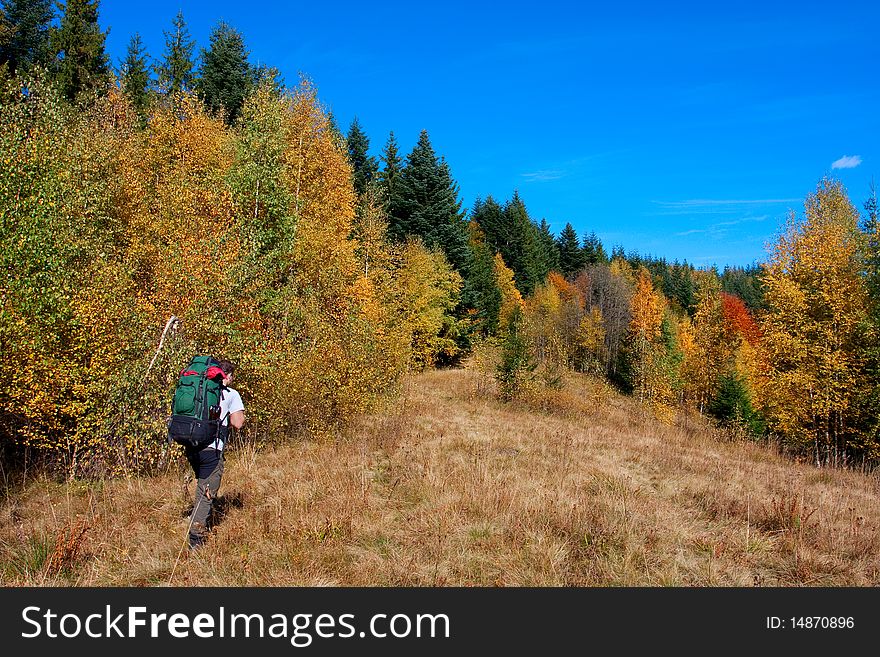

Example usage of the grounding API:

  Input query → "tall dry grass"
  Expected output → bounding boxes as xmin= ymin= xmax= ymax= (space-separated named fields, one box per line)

xmin=1 ymin=365 xmax=878 ymax=586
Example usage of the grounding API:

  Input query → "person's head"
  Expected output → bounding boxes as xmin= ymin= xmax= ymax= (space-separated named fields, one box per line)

xmin=218 ymin=359 xmax=237 ymax=386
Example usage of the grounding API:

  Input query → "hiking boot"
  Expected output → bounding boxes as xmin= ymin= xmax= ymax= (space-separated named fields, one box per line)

xmin=189 ymin=522 xmax=207 ymax=550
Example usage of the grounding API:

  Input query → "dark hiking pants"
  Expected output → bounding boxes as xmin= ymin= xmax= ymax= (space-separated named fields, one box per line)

xmin=185 ymin=447 xmax=224 ymax=549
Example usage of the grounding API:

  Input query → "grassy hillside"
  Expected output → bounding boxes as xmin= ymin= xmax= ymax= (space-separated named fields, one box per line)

xmin=1 ymin=365 xmax=878 ymax=586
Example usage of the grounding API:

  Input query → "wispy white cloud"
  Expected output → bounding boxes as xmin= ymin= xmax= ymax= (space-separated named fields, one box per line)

xmin=832 ymin=155 xmax=862 ymax=169
xmin=521 ymin=169 xmax=565 ymax=182
xmin=653 ymin=199 xmax=799 ymax=209
xmin=650 ymin=199 xmax=799 ymax=218
xmin=714 ymin=215 xmax=770 ymax=227
xmin=672 ymin=215 xmax=770 ymax=238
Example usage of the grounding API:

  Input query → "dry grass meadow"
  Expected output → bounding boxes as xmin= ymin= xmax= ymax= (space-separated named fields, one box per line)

xmin=2 ymin=364 xmax=879 ymax=586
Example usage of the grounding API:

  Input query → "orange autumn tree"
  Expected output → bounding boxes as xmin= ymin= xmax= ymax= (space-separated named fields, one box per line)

xmin=720 ymin=292 xmax=763 ymax=422
xmin=720 ymin=292 xmax=761 ymax=346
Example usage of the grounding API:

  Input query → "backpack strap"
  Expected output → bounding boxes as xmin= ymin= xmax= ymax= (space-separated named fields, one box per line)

xmin=211 ymin=387 xmax=231 ymax=451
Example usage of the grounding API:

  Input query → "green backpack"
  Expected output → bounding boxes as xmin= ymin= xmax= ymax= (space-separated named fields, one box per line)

xmin=167 ymin=355 xmax=228 ymax=449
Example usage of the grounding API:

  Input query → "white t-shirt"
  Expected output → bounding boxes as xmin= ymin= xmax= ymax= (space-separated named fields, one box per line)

xmin=213 ymin=387 xmax=244 ymax=451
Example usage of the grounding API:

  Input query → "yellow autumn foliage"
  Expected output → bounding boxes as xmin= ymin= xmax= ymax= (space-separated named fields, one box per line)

xmin=757 ymin=178 xmax=869 ymax=464
xmin=0 ymin=75 xmax=460 ymax=474
xmin=494 ymin=253 xmax=524 ymax=333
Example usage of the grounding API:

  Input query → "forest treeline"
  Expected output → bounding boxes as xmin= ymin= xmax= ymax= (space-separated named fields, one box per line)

xmin=1 ymin=1 xmax=879 ymax=476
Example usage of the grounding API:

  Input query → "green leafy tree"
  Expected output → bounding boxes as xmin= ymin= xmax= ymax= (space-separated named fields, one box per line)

xmin=345 ymin=117 xmax=378 ymax=195
xmin=120 ymin=32 xmax=149 ymax=123
xmin=0 ymin=0 xmax=53 ymax=75
xmin=195 ymin=20 xmax=256 ymax=125
xmin=227 ymin=80 xmax=294 ymax=268
xmin=50 ymin=0 xmax=109 ymax=102
xmin=0 ymin=69 xmax=137 ymax=466
xmin=254 ymin=63 xmax=283 ymax=93
xmin=496 ymin=305 xmax=536 ymax=400
xmin=155 ymin=10 xmax=195 ymax=94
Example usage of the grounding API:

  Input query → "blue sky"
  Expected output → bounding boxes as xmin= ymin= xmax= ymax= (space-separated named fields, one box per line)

xmin=98 ymin=1 xmax=879 ymax=268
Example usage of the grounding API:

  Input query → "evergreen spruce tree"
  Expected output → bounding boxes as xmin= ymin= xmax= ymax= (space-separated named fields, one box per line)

xmin=378 ymin=130 xmax=402 ymax=219
xmin=627 ymin=249 xmax=643 ymax=269
xmin=675 ymin=262 xmax=697 ymax=315
xmin=499 ymin=191 xmax=542 ymax=294
xmin=50 ymin=0 xmax=109 ymax=102
xmin=537 ymin=218 xmax=560 ymax=274
xmin=120 ymin=32 xmax=150 ymax=124
xmin=864 ymin=183 xmax=879 ymax=306
xmin=859 ymin=182 xmax=880 ymax=451
xmin=0 ymin=0 xmax=53 ymax=75
xmin=708 ymin=372 xmax=764 ymax=437
xmin=719 ymin=264 xmax=765 ymax=311
xmin=345 ymin=117 xmax=378 ymax=195
xmin=195 ymin=20 xmax=255 ymax=125
xmin=557 ymin=222 xmax=585 ymax=275
xmin=0 ymin=15 xmax=9 ymax=76
xmin=865 ymin=182 xmax=878 ymax=247
xmin=650 ymin=257 xmax=671 ymax=296
xmin=470 ymin=195 xmax=504 ymax=250
xmin=395 ymin=129 xmax=470 ymax=272
xmin=460 ymin=222 xmax=502 ymax=336
xmin=155 ymin=10 xmax=195 ymax=94
xmin=324 ymin=110 xmax=346 ymax=149
xmin=582 ymin=230 xmax=607 ymax=264
xmin=432 ymin=160 xmax=472 ymax=274
xmin=473 ymin=193 xmax=542 ymax=294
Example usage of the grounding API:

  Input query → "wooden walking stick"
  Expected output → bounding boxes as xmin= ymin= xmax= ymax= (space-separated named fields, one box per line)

xmin=147 ymin=315 xmax=180 ymax=380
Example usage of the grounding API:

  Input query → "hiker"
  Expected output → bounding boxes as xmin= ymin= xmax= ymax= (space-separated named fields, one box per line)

xmin=185 ymin=358 xmax=245 ymax=549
